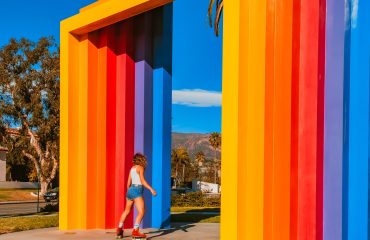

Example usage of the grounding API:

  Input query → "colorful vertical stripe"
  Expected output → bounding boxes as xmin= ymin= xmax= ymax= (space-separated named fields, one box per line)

xmin=152 ymin=4 xmax=173 ymax=229
xmin=264 ymin=0 xmax=293 ymax=239
xmin=61 ymin=0 xmax=370 ymax=239
xmin=343 ymin=1 xmax=370 ymax=239
xmin=134 ymin=13 xmax=153 ymax=228
xmin=324 ymin=0 xmax=345 ymax=239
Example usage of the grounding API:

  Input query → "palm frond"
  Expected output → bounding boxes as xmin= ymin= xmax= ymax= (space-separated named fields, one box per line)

xmin=208 ymin=0 xmax=215 ymax=27
xmin=208 ymin=0 xmax=224 ymax=37
xmin=214 ymin=1 xmax=224 ymax=36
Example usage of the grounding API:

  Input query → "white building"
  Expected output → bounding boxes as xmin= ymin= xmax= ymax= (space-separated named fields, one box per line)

xmin=0 ymin=147 xmax=7 ymax=182
xmin=192 ymin=180 xmax=220 ymax=194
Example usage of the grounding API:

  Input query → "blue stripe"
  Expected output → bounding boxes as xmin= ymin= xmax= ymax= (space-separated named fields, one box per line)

xmin=344 ymin=0 xmax=370 ymax=239
xmin=152 ymin=4 xmax=173 ymax=229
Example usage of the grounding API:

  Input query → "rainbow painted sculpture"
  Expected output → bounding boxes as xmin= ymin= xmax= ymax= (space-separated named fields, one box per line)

xmin=60 ymin=0 xmax=370 ymax=240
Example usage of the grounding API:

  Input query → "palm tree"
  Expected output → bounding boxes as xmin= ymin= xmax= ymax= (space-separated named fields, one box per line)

xmin=195 ymin=151 xmax=206 ymax=180
xmin=171 ymin=147 xmax=191 ymax=187
xmin=208 ymin=0 xmax=224 ymax=36
xmin=209 ymin=132 xmax=221 ymax=150
xmin=195 ymin=151 xmax=206 ymax=166
xmin=209 ymin=132 xmax=221 ymax=183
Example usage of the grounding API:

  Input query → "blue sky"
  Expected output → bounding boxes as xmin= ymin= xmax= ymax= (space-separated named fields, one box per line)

xmin=0 ymin=0 xmax=222 ymax=134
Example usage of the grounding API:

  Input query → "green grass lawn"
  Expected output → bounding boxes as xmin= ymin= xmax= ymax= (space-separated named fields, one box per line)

xmin=0 ymin=214 xmax=58 ymax=235
xmin=171 ymin=207 xmax=220 ymax=213
xmin=0 ymin=189 xmax=38 ymax=202
xmin=170 ymin=207 xmax=220 ymax=223
xmin=171 ymin=214 xmax=220 ymax=223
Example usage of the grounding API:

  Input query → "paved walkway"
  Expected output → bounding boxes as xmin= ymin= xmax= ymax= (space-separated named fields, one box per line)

xmin=0 ymin=223 xmax=220 ymax=240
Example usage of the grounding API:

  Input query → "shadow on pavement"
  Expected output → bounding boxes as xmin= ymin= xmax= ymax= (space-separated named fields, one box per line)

xmin=146 ymin=223 xmax=196 ymax=239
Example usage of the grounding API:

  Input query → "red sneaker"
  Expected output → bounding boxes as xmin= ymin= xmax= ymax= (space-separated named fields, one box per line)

xmin=116 ymin=227 xmax=123 ymax=239
xmin=132 ymin=228 xmax=146 ymax=238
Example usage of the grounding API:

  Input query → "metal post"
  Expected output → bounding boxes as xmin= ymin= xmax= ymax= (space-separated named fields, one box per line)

xmin=37 ymin=173 xmax=40 ymax=213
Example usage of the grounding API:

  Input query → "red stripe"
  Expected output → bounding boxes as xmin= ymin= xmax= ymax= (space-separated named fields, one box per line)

xmin=86 ymin=31 xmax=99 ymax=229
xmin=104 ymin=26 xmax=117 ymax=228
xmin=316 ymin=0 xmax=326 ymax=239
xmin=114 ymin=20 xmax=135 ymax=228
xmin=294 ymin=1 xmax=321 ymax=238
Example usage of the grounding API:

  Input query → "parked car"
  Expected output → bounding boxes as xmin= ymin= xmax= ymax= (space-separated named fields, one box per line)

xmin=43 ymin=187 xmax=59 ymax=202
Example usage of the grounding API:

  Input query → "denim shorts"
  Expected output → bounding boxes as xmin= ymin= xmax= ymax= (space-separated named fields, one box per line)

xmin=126 ymin=185 xmax=144 ymax=200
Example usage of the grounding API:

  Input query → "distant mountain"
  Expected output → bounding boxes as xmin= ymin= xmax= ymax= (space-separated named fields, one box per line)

xmin=171 ymin=133 xmax=220 ymax=160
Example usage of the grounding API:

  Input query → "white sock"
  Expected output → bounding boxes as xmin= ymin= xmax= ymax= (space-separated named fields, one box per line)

xmin=134 ymin=224 xmax=140 ymax=230
xmin=118 ymin=222 xmax=123 ymax=228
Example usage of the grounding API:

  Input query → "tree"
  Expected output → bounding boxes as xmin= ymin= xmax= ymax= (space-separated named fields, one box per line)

xmin=208 ymin=0 xmax=224 ymax=36
xmin=171 ymin=147 xmax=191 ymax=187
xmin=195 ymin=151 xmax=206 ymax=180
xmin=0 ymin=38 xmax=60 ymax=195
xmin=209 ymin=132 xmax=221 ymax=150
xmin=209 ymin=132 xmax=221 ymax=184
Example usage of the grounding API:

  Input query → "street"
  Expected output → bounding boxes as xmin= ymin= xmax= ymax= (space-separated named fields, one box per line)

xmin=0 ymin=201 xmax=55 ymax=217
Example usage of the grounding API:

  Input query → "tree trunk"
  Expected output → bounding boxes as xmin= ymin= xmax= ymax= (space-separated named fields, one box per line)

xmin=214 ymin=167 xmax=217 ymax=183
xmin=40 ymin=180 xmax=49 ymax=196
xmin=23 ymin=151 xmax=58 ymax=196
xmin=175 ymin=163 xmax=178 ymax=188
xmin=182 ymin=164 xmax=185 ymax=184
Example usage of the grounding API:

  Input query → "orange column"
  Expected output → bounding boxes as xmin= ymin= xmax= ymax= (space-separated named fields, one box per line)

xmin=264 ymin=0 xmax=293 ymax=239
xmin=86 ymin=32 xmax=99 ymax=229
xmin=95 ymin=30 xmax=108 ymax=229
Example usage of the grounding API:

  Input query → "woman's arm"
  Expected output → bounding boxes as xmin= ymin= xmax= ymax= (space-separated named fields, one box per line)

xmin=137 ymin=166 xmax=157 ymax=196
xmin=127 ymin=173 xmax=132 ymax=189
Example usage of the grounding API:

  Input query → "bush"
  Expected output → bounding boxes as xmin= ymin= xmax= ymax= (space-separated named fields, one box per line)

xmin=171 ymin=192 xmax=220 ymax=207
xmin=40 ymin=203 xmax=59 ymax=212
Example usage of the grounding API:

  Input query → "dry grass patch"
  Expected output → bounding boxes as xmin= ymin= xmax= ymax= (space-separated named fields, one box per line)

xmin=0 ymin=214 xmax=58 ymax=234
xmin=0 ymin=189 xmax=38 ymax=202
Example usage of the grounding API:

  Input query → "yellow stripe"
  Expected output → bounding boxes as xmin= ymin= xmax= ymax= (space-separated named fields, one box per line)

xmin=238 ymin=0 xmax=266 ymax=239
xmin=59 ymin=25 xmax=69 ymax=231
xmin=221 ymin=0 xmax=240 ymax=239
xmin=67 ymin=34 xmax=80 ymax=229
xmin=77 ymin=36 xmax=88 ymax=229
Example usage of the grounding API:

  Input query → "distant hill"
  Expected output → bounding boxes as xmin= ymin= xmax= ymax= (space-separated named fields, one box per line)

xmin=172 ymin=133 xmax=220 ymax=160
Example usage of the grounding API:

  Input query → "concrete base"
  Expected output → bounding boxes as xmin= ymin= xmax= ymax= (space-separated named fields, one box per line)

xmin=0 ymin=223 xmax=220 ymax=240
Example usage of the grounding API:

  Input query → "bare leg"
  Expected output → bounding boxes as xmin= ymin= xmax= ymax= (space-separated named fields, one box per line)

xmin=133 ymin=197 xmax=145 ymax=226
xmin=119 ymin=199 xmax=134 ymax=224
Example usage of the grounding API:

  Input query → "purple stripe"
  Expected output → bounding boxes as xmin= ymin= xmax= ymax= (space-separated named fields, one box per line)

xmin=323 ymin=0 xmax=345 ymax=239
xmin=134 ymin=13 xmax=153 ymax=228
